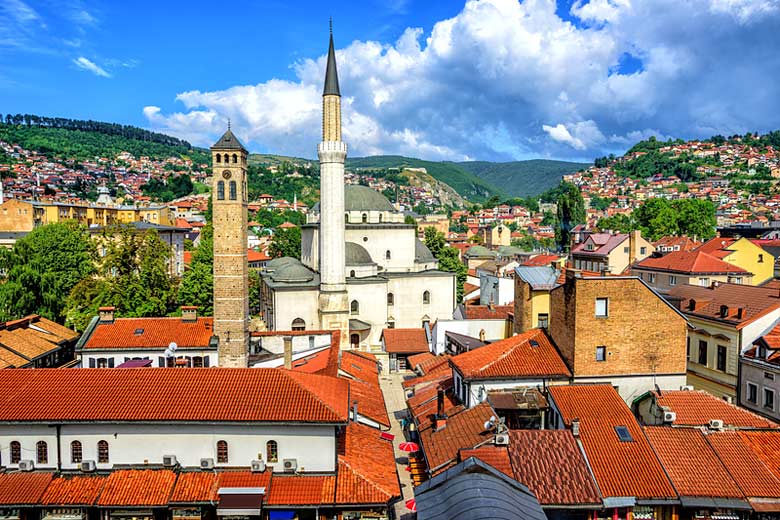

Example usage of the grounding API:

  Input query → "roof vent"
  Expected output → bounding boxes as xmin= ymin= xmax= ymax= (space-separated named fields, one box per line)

xmin=529 ymin=340 xmax=539 ymax=348
xmin=709 ymin=419 xmax=724 ymax=430
xmin=134 ymin=328 xmax=144 ymax=335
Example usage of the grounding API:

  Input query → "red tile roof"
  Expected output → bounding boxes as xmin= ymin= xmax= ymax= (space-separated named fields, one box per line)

xmin=169 ymin=472 xmax=217 ymax=504
xmin=416 ymin=354 xmax=450 ymax=376
xmin=460 ymin=305 xmax=514 ymax=320
xmin=247 ymin=249 xmax=270 ymax=262
xmin=401 ymin=359 xmax=451 ymax=390
xmin=459 ymin=446 xmax=514 ymax=478
xmin=697 ymin=237 xmax=737 ymax=259
xmin=667 ymin=282 xmax=780 ymax=329
xmin=0 ymin=368 xmax=349 ymax=423
xmin=97 ymin=469 xmax=177 ymax=506
xmin=407 ymin=352 xmax=435 ymax=370
xmin=0 ymin=472 xmax=54 ymax=505
xmin=266 ymin=475 xmax=336 ymax=506
xmin=216 ymin=471 xmax=271 ymax=493
xmin=654 ymin=235 xmax=701 ymax=253
xmin=347 ymin=378 xmax=390 ymax=428
xmin=644 ymin=427 xmax=743 ymax=499
xmin=82 ymin=316 xmax=214 ymax=350
xmin=548 ymin=385 xmax=676 ymax=499
xmin=450 ymin=328 xmax=570 ymax=381
xmin=634 ymin=250 xmax=747 ymax=275
xmin=336 ymin=422 xmax=399 ymax=504
xmin=418 ymin=401 xmax=496 ymax=474
xmin=739 ymin=431 xmax=780 ymax=480
xmin=41 ymin=475 xmax=108 ymax=506
xmin=290 ymin=347 xmax=333 ymax=374
xmin=381 ymin=328 xmax=429 ymax=354
xmin=654 ymin=390 xmax=777 ymax=428
xmin=463 ymin=282 xmax=480 ymax=295
xmin=523 ymin=254 xmax=561 ymax=267
xmin=705 ymin=431 xmax=780 ymax=499
xmin=508 ymin=430 xmax=601 ymax=506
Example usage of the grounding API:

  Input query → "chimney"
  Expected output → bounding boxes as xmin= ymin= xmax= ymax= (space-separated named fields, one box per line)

xmin=688 ymin=299 xmax=697 ymax=311
xmin=628 ymin=229 xmax=640 ymax=265
xmin=571 ymin=418 xmax=581 ymax=437
xmin=181 ymin=306 xmax=198 ymax=322
xmin=283 ymin=336 xmax=293 ymax=370
xmin=566 ymin=268 xmax=582 ymax=281
xmin=98 ymin=306 xmax=115 ymax=324
xmin=720 ymin=305 xmax=729 ymax=318
xmin=736 ymin=307 xmax=744 ymax=320
xmin=437 ymin=388 xmax=445 ymax=416
xmin=435 ymin=388 xmax=448 ymax=431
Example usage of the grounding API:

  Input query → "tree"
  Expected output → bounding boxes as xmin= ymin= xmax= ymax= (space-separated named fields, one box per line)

xmin=178 ymin=224 xmax=214 ymax=315
xmin=634 ymin=198 xmax=679 ymax=241
xmin=554 ymin=182 xmax=585 ymax=251
xmin=269 ymin=226 xmax=301 ymax=259
xmin=437 ymin=247 xmax=468 ymax=303
xmin=0 ymin=222 xmax=95 ymax=322
xmin=423 ymin=227 xmax=446 ymax=258
xmin=673 ymin=199 xmax=716 ymax=240
xmin=597 ymin=214 xmax=635 ymax=234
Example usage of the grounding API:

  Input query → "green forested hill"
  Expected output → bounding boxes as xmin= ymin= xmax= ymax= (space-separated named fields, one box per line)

xmin=455 ymin=159 xmax=591 ymax=197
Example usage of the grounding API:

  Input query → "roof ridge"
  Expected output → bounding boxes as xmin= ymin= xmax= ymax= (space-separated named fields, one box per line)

xmin=337 ymin=457 xmax=394 ymax=499
xmin=284 ymin=370 xmax=346 ymax=422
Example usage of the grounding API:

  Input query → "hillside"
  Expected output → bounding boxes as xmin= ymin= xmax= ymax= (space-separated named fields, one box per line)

xmin=456 ymin=159 xmax=591 ymax=197
xmin=346 ymin=155 xmax=501 ymax=201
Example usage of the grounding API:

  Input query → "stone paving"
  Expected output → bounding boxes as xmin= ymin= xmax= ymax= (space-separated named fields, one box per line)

xmin=379 ymin=371 xmax=417 ymax=519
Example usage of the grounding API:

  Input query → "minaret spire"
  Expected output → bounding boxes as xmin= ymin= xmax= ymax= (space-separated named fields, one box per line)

xmin=323 ymin=22 xmax=340 ymax=97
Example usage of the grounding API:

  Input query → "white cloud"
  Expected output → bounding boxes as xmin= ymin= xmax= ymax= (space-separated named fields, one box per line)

xmin=145 ymin=0 xmax=780 ymax=161
xmin=72 ymin=56 xmax=111 ymax=77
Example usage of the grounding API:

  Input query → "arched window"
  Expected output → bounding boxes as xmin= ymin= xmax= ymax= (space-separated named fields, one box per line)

xmin=224 ymin=154 xmax=230 ymax=163
xmin=345 ymin=213 xmax=350 ymax=223
xmin=423 ymin=290 xmax=431 ymax=304
xmin=387 ymin=293 xmax=394 ymax=306
xmin=217 ymin=181 xmax=225 ymax=200
xmin=291 ymin=318 xmax=305 ymax=331
xmin=217 ymin=440 xmax=228 ymax=463
xmin=379 ymin=214 xmax=383 ymax=223
xmin=362 ymin=213 xmax=368 ymax=223
xmin=10 ymin=441 xmax=20 ymax=464
xmin=71 ymin=441 xmax=82 ymax=463
xmin=266 ymin=440 xmax=278 ymax=463
xmin=229 ymin=180 xmax=237 ymax=200
xmin=36 ymin=441 xmax=48 ymax=464
xmin=479 ymin=329 xmax=486 ymax=342
xmin=97 ymin=440 xmax=109 ymax=463
xmin=350 ymin=300 xmax=359 ymax=315
xmin=216 ymin=154 xmax=221 ymax=163
xmin=232 ymin=153 xmax=238 ymax=164
xmin=349 ymin=270 xmax=356 ymax=277
xmin=350 ymin=334 xmax=360 ymax=348
xmin=385 ymin=250 xmax=391 ymax=260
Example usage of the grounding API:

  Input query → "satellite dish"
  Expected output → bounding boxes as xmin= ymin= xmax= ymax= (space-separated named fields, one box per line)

xmin=484 ymin=420 xmax=492 ymax=430
xmin=490 ymin=415 xmax=497 ymax=423
xmin=168 ymin=342 xmax=178 ymax=352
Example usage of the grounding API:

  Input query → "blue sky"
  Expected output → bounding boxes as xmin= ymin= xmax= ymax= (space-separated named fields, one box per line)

xmin=2 ymin=0 xmax=780 ymax=161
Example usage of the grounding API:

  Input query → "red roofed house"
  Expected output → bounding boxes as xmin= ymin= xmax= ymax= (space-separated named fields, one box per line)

xmin=632 ymin=250 xmax=751 ymax=293
xmin=571 ymin=230 xmax=654 ymax=275
xmin=697 ymin=236 xmax=774 ymax=286
xmin=380 ymin=327 xmax=429 ymax=371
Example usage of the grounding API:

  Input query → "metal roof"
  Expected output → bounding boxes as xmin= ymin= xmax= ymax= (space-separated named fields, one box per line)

xmin=514 ymin=266 xmax=561 ymax=290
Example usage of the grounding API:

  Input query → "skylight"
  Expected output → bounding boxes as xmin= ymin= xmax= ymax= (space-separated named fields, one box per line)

xmin=134 ymin=328 xmax=144 ymax=335
xmin=615 ymin=426 xmax=633 ymax=442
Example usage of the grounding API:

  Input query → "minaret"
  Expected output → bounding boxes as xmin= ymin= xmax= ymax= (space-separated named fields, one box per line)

xmin=318 ymin=24 xmax=349 ymax=348
xmin=211 ymin=125 xmax=249 ymax=367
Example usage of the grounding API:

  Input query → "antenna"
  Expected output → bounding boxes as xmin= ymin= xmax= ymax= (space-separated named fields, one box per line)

xmin=329 ymin=17 xmax=333 ymax=35
xmin=227 ymin=118 xmax=231 ymax=131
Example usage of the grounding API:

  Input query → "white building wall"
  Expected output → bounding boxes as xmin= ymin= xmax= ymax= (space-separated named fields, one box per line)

xmin=272 ymin=290 xmax=320 ymax=332
xmin=252 ymin=333 xmax=332 ymax=357
xmin=80 ymin=349 xmax=216 ymax=368
xmin=430 ymin=319 xmax=509 ymax=355
xmin=572 ymin=374 xmax=688 ymax=405
xmin=344 ymin=227 xmax=416 ymax=272
xmin=386 ymin=274 xmax=455 ymax=332
xmin=740 ymin=310 xmax=780 ymax=352
xmin=465 ymin=378 xmax=546 ymax=408
xmin=479 ymin=274 xmax=514 ymax=306
xmin=0 ymin=423 xmax=337 ymax=472
xmin=301 ymin=227 xmax=318 ymax=272
xmin=347 ymin=280 xmax=390 ymax=347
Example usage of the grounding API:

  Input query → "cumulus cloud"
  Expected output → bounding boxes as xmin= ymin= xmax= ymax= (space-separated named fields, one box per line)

xmin=144 ymin=0 xmax=780 ymax=161
xmin=72 ymin=56 xmax=110 ymax=77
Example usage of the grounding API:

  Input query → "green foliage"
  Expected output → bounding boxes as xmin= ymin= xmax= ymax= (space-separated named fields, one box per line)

xmin=589 ymin=195 xmax=616 ymax=211
xmin=613 ymin=150 xmax=703 ymax=182
xmin=269 ymin=226 xmax=301 ymax=259
xmin=554 ymin=182 xmax=585 ymax=251
xmin=178 ymin=224 xmax=214 ymax=316
xmin=423 ymin=228 xmax=467 ymax=302
xmin=246 ymin=163 xmax=319 ymax=207
xmin=423 ymin=227 xmax=446 ymax=257
xmin=0 ymin=222 xmax=95 ymax=322
xmin=511 ymin=231 xmax=541 ymax=252
xmin=600 ymin=198 xmax=717 ymax=241
xmin=626 ymin=135 xmax=684 ymax=154
xmin=596 ymin=214 xmax=634 ymax=233
xmin=456 ymin=159 xmax=591 ymax=198
xmin=141 ymin=174 xmax=194 ymax=202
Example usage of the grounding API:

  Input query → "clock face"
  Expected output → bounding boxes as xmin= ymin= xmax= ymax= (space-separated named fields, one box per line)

xmin=222 ymin=170 xmax=232 ymax=180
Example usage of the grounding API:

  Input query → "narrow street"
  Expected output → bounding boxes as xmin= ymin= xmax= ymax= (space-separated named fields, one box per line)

xmin=379 ymin=371 xmax=416 ymax=519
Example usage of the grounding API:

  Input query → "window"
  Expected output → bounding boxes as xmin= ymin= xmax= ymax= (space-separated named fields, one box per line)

xmin=362 ymin=213 xmax=368 ymax=223
xmin=291 ymin=318 xmax=305 ymax=331
xmin=192 ymin=356 xmax=204 ymax=368
xmin=537 ymin=313 xmax=549 ymax=329
xmin=733 ymin=277 xmax=743 ymax=284
xmin=596 ymin=346 xmax=606 ymax=362
xmin=344 ymin=213 xmax=349 ymax=223
xmin=669 ymin=275 xmax=677 ymax=286
xmin=759 ymin=254 xmax=764 ymax=263
xmin=747 ymin=383 xmax=758 ymax=404
xmin=423 ymin=291 xmax=431 ymax=304
xmin=717 ymin=345 xmax=727 ymax=372
xmin=216 ymin=154 xmax=221 ymax=163
xmin=765 ymin=388 xmax=775 ymax=410
xmin=266 ymin=441 xmax=278 ymax=463
xmin=387 ymin=319 xmax=395 ymax=329
xmin=350 ymin=300 xmax=359 ymax=315
xmin=686 ymin=337 xmax=690 ymax=360
xmin=217 ymin=440 xmax=228 ymax=464
xmin=614 ymin=426 xmax=633 ymax=442
xmin=640 ymin=246 xmax=647 ymax=255
xmin=71 ymin=441 xmax=82 ymax=463
xmin=699 ymin=277 xmax=710 ymax=287
xmin=232 ymin=153 xmax=238 ymax=164
xmin=595 ymin=298 xmax=608 ymax=317
xmin=698 ymin=340 xmax=708 ymax=366
xmin=10 ymin=441 xmax=20 ymax=464
xmin=36 ymin=441 xmax=48 ymax=464
xmin=98 ymin=440 xmax=109 ymax=463
xmin=623 ymin=246 xmax=629 ymax=253
xmin=385 ymin=250 xmax=391 ymax=260
xmin=387 ymin=293 xmax=394 ymax=306
xmin=647 ymin=273 xmax=656 ymax=284
xmin=766 ymin=372 xmax=775 ymax=381
xmin=350 ymin=333 xmax=360 ymax=348
xmin=349 ymin=270 xmax=355 ymax=277
xmin=229 ymin=180 xmax=237 ymax=200
xmin=217 ymin=181 xmax=225 ymax=200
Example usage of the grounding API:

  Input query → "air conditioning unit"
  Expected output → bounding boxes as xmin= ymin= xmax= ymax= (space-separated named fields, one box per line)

xmin=200 ymin=458 xmax=214 ymax=470
xmin=250 ymin=460 xmax=266 ymax=473
xmin=282 ymin=458 xmax=298 ymax=472
xmin=663 ymin=411 xmax=677 ymax=424
xmin=709 ymin=419 xmax=724 ymax=430
xmin=163 ymin=455 xmax=178 ymax=467
xmin=18 ymin=460 xmax=34 ymax=471
xmin=494 ymin=433 xmax=509 ymax=446
xmin=80 ymin=460 xmax=96 ymax=473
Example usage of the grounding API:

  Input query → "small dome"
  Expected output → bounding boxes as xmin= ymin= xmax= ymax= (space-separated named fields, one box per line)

xmin=466 ymin=245 xmax=495 ymax=258
xmin=415 ymin=240 xmax=435 ymax=263
xmin=266 ymin=257 xmax=299 ymax=270
xmin=270 ymin=262 xmax=315 ymax=283
xmin=346 ymin=242 xmax=375 ymax=265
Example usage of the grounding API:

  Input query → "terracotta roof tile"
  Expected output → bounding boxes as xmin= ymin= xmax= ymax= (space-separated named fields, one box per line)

xmin=697 ymin=237 xmax=737 ymax=258
xmin=739 ymin=431 xmax=780 ymax=480
xmin=97 ymin=469 xmax=177 ymax=506
xmin=339 ymin=350 xmax=379 ymax=381
xmin=416 ymin=354 xmax=450 ymax=376
xmin=407 ymin=352 xmax=435 ymax=370
xmin=635 ymin=250 xmax=747 ymax=275
xmin=548 ymin=385 xmax=676 ymax=499
xmin=644 ymin=427 xmax=743 ymax=498
xmin=450 ymin=328 xmax=570 ymax=381
xmin=266 ymin=475 xmax=335 ymax=506
xmin=216 ymin=471 xmax=271 ymax=495
xmin=0 ymin=472 xmax=54 ymax=505
xmin=705 ymin=431 xmax=780 ymax=499
xmin=169 ymin=472 xmax=217 ymax=503
xmin=459 ymin=446 xmax=514 ymax=478
xmin=523 ymin=254 xmax=561 ymax=267
xmin=347 ymin=378 xmax=390 ymax=427
xmin=41 ymin=475 xmax=108 ymax=506
xmin=83 ymin=317 xmax=214 ymax=350
xmin=0 ymin=368 xmax=349 ymax=423
xmin=460 ymin=305 xmax=513 ymax=320
xmin=381 ymin=328 xmax=429 ymax=354
xmin=418 ymin=401 xmax=495 ymax=473
xmin=667 ymin=283 xmax=780 ymax=328
xmin=507 ymin=430 xmax=601 ymax=506
xmin=336 ymin=422 xmax=399 ymax=504
xmin=402 ymin=359 xmax=451 ymax=390
xmin=655 ymin=390 xmax=777 ymax=428
xmin=290 ymin=348 xmax=333 ymax=374
xmin=463 ymin=282 xmax=480 ymax=294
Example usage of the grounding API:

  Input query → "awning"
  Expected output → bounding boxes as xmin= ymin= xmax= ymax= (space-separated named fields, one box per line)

xmin=602 ymin=497 xmax=636 ymax=508
xmin=216 ymin=487 xmax=265 ymax=517
xmin=349 ymin=319 xmax=371 ymax=332
xmin=268 ymin=512 xmax=295 ymax=520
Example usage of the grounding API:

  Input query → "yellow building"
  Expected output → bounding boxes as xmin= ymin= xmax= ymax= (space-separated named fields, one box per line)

xmin=513 ymin=265 xmax=558 ymax=333
xmin=697 ymin=237 xmax=774 ymax=285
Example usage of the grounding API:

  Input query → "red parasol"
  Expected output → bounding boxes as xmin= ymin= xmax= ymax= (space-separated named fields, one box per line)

xmin=398 ymin=441 xmax=419 ymax=452
xmin=405 ymin=498 xmax=417 ymax=511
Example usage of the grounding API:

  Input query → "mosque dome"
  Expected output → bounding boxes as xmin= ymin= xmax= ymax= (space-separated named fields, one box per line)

xmin=270 ymin=262 xmax=315 ymax=283
xmin=345 ymin=242 xmax=375 ymax=265
xmin=415 ymin=240 xmax=436 ymax=263
xmin=266 ymin=257 xmax=299 ymax=270
xmin=465 ymin=245 xmax=496 ymax=258
xmin=312 ymin=185 xmax=396 ymax=213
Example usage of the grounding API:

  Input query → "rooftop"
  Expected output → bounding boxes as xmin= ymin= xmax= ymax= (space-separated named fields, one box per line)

xmin=667 ymin=282 xmax=780 ymax=328
xmin=381 ymin=328 xmax=429 ymax=354
xmin=634 ymin=250 xmax=748 ymax=275
xmin=653 ymin=390 xmax=777 ymax=428
xmin=81 ymin=316 xmax=214 ymax=350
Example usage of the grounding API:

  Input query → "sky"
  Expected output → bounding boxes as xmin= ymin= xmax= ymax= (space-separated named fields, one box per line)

xmin=2 ymin=0 xmax=780 ymax=162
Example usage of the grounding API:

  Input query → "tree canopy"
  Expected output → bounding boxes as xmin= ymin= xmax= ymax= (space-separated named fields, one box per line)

xmin=554 ymin=181 xmax=585 ymax=251
xmin=178 ymin=223 xmax=214 ymax=315
xmin=596 ymin=198 xmax=716 ymax=241
xmin=269 ymin=226 xmax=301 ymax=259
xmin=424 ymin=228 xmax=467 ymax=302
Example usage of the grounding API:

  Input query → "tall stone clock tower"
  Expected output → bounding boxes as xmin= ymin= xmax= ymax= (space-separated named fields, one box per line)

xmin=211 ymin=127 xmax=249 ymax=367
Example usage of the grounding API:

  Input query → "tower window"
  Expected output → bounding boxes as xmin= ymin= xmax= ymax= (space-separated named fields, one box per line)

xmin=350 ymin=300 xmax=359 ymax=315
xmin=291 ymin=318 xmax=305 ymax=331
xmin=36 ymin=441 xmax=48 ymax=464
xmin=71 ymin=441 xmax=82 ymax=463
xmin=224 ymin=154 xmax=230 ymax=163
xmin=10 ymin=441 xmax=20 ymax=464
xmin=217 ymin=440 xmax=228 ymax=464
xmin=232 ymin=153 xmax=238 ymax=163
xmin=217 ymin=181 xmax=225 ymax=200
xmin=423 ymin=291 xmax=431 ymax=304
xmin=229 ymin=180 xmax=237 ymax=201
xmin=266 ymin=440 xmax=278 ymax=463
xmin=97 ymin=440 xmax=109 ymax=463
xmin=216 ymin=154 xmax=221 ymax=163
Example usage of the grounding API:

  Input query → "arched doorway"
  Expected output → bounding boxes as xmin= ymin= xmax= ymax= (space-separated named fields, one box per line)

xmin=350 ymin=333 xmax=360 ymax=349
